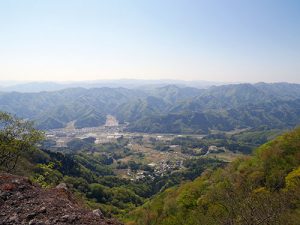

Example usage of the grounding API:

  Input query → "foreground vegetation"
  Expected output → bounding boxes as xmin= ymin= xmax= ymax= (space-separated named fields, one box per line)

xmin=0 ymin=112 xmax=225 ymax=218
xmin=1 ymin=111 xmax=299 ymax=224
xmin=125 ymin=127 xmax=300 ymax=224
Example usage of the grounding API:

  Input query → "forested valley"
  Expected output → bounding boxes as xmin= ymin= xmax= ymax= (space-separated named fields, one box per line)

xmin=1 ymin=82 xmax=300 ymax=224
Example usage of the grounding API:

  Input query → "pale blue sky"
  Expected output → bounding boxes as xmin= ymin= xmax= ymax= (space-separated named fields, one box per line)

xmin=0 ymin=0 xmax=299 ymax=83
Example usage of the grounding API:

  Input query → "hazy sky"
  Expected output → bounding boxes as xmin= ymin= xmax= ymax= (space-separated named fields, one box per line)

xmin=0 ymin=0 xmax=299 ymax=83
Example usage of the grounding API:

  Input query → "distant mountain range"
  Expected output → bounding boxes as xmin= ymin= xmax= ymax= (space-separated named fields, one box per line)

xmin=0 ymin=82 xmax=299 ymax=133
xmin=0 ymin=80 xmax=224 ymax=93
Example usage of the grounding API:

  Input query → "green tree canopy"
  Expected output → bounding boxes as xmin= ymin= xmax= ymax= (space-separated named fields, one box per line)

xmin=0 ymin=112 xmax=44 ymax=172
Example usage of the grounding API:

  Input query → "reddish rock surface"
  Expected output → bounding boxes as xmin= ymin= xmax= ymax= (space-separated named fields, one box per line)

xmin=0 ymin=173 xmax=122 ymax=225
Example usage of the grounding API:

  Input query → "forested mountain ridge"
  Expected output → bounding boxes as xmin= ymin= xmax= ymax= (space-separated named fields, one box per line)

xmin=0 ymin=87 xmax=146 ymax=129
xmin=0 ymin=82 xmax=299 ymax=132
xmin=125 ymin=127 xmax=300 ymax=225
xmin=128 ymin=99 xmax=300 ymax=133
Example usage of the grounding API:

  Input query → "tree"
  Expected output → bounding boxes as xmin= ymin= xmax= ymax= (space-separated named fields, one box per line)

xmin=0 ymin=112 xmax=44 ymax=172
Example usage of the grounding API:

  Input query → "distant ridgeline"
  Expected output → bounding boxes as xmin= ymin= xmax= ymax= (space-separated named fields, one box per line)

xmin=0 ymin=83 xmax=299 ymax=133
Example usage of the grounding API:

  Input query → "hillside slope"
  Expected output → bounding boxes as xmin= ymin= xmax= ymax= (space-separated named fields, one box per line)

xmin=0 ymin=83 xmax=299 ymax=132
xmin=0 ymin=173 xmax=122 ymax=225
xmin=126 ymin=127 xmax=300 ymax=225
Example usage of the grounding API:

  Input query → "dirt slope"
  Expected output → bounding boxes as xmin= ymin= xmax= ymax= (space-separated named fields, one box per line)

xmin=0 ymin=173 xmax=122 ymax=225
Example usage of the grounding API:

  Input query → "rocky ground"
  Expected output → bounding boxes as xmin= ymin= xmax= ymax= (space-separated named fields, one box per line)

xmin=0 ymin=173 xmax=122 ymax=225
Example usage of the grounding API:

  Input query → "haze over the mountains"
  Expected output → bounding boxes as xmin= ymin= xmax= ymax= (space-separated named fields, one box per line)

xmin=0 ymin=82 xmax=299 ymax=133
xmin=1 ymin=79 xmax=299 ymax=93
xmin=0 ymin=80 xmax=226 ymax=93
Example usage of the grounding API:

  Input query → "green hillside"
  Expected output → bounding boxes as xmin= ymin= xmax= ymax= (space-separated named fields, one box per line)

xmin=0 ymin=112 xmax=225 ymax=218
xmin=127 ymin=99 xmax=300 ymax=134
xmin=0 ymin=83 xmax=300 ymax=132
xmin=125 ymin=127 xmax=300 ymax=225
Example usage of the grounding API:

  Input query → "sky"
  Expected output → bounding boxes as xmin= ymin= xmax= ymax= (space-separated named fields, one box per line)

xmin=0 ymin=0 xmax=299 ymax=83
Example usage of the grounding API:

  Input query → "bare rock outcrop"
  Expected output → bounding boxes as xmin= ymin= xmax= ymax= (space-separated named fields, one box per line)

xmin=0 ymin=173 xmax=122 ymax=225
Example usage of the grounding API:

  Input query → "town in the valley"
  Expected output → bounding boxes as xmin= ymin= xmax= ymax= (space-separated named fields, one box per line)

xmin=45 ymin=115 xmax=241 ymax=181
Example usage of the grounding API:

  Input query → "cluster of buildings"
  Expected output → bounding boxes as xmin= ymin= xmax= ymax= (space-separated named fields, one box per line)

xmin=126 ymin=158 xmax=185 ymax=181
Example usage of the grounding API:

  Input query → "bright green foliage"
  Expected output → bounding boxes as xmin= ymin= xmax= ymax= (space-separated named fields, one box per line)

xmin=285 ymin=166 xmax=300 ymax=188
xmin=125 ymin=127 xmax=300 ymax=225
xmin=15 ymin=143 xmax=222 ymax=218
xmin=2 ymin=108 xmax=300 ymax=223
xmin=32 ymin=162 xmax=63 ymax=187
xmin=0 ymin=112 xmax=44 ymax=172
